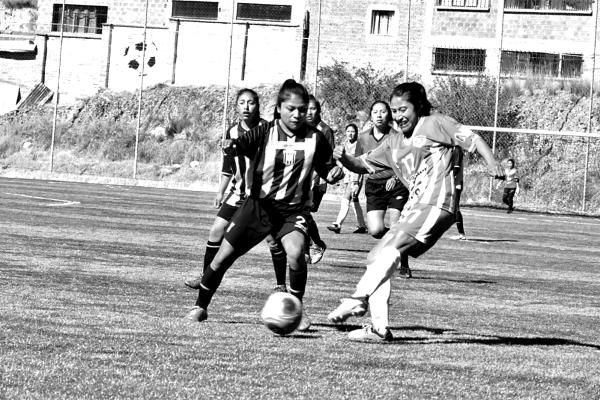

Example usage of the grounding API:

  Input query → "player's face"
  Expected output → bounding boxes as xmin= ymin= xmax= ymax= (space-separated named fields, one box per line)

xmin=390 ymin=95 xmax=418 ymax=137
xmin=237 ymin=93 xmax=258 ymax=123
xmin=277 ymin=94 xmax=308 ymax=133
xmin=371 ymin=103 xmax=389 ymax=130
xmin=345 ymin=126 xmax=357 ymax=142
xmin=306 ymin=100 xmax=319 ymax=126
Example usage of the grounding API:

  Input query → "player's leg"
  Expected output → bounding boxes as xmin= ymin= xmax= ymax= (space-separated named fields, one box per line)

xmin=328 ymin=184 xmax=352 ymax=234
xmin=266 ymin=234 xmax=287 ymax=292
xmin=502 ymin=188 xmax=510 ymax=209
xmin=350 ymin=189 xmax=367 ymax=233
xmin=388 ymin=184 xmax=411 ymax=278
xmin=506 ymin=188 xmax=515 ymax=213
xmin=365 ymin=179 xmax=390 ymax=238
xmin=306 ymin=212 xmax=327 ymax=264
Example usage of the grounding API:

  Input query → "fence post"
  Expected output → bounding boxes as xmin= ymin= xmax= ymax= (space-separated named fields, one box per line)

xmin=171 ymin=19 xmax=180 ymax=84
xmin=489 ymin=0 xmax=505 ymax=202
xmin=405 ymin=0 xmax=411 ymax=80
xmin=222 ymin=0 xmax=235 ymax=140
xmin=104 ymin=24 xmax=113 ymax=88
xmin=133 ymin=0 xmax=150 ymax=179
xmin=50 ymin=0 xmax=67 ymax=174
xmin=313 ymin=0 xmax=322 ymax=94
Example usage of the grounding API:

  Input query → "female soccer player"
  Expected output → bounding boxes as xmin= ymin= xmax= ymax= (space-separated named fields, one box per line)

xmin=498 ymin=158 xmax=519 ymax=213
xmin=356 ymin=101 xmax=412 ymax=278
xmin=183 ymin=89 xmax=288 ymax=292
xmin=186 ymin=79 xmax=343 ymax=331
xmin=304 ymin=95 xmax=335 ymax=264
xmin=328 ymin=82 xmax=504 ymax=341
xmin=327 ymin=123 xmax=367 ymax=234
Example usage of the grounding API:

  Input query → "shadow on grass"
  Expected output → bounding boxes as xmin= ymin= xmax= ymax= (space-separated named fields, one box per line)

xmin=459 ymin=238 xmax=519 ymax=243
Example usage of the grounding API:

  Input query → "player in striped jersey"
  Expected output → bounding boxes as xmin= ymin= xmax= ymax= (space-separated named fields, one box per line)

xmin=356 ymin=101 xmax=412 ymax=278
xmin=304 ymin=95 xmax=335 ymax=264
xmin=183 ymin=89 xmax=288 ymax=292
xmin=327 ymin=82 xmax=504 ymax=341
xmin=186 ymin=79 xmax=343 ymax=330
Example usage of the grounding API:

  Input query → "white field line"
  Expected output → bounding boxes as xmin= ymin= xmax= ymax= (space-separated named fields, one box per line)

xmin=462 ymin=210 xmax=600 ymax=227
xmin=4 ymin=192 xmax=80 ymax=207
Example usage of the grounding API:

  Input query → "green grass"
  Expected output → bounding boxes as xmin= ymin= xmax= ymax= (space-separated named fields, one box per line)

xmin=1 ymin=178 xmax=599 ymax=399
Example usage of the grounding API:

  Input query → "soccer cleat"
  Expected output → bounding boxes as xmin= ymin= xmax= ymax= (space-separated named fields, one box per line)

xmin=185 ymin=306 xmax=208 ymax=322
xmin=327 ymin=297 xmax=368 ymax=323
xmin=327 ymin=223 xmax=341 ymax=234
xmin=352 ymin=226 xmax=368 ymax=234
xmin=451 ymin=234 xmax=466 ymax=241
xmin=297 ymin=309 xmax=312 ymax=331
xmin=310 ymin=244 xmax=326 ymax=264
xmin=348 ymin=324 xmax=393 ymax=342
xmin=305 ymin=251 xmax=312 ymax=265
xmin=398 ymin=265 xmax=412 ymax=279
xmin=184 ymin=274 xmax=203 ymax=289
xmin=272 ymin=284 xmax=288 ymax=293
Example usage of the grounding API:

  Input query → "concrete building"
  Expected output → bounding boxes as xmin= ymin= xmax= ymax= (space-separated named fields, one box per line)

xmin=0 ymin=0 xmax=598 ymax=105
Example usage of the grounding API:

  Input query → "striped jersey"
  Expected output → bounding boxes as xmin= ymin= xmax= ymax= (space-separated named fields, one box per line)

xmin=355 ymin=127 xmax=396 ymax=180
xmin=359 ymin=114 xmax=481 ymax=213
xmin=222 ymin=119 xmax=268 ymax=202
xmin=234 ymin=119 xmax=336 ymax=206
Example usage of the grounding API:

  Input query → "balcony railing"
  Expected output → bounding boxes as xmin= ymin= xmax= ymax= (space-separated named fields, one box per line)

xmin=504 ymin=0 xmax=592 ymax=12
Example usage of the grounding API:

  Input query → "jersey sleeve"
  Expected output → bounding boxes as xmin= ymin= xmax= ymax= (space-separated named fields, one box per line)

xmin=437 ymin=115 xmax=480 ymax=153
xmin=358 ymin=139 xmax=393 ymax=175
xmin=221 ymin=154 xmax=234 ymax=176
xmin=234 ymin=121 xmax=270 ymax=157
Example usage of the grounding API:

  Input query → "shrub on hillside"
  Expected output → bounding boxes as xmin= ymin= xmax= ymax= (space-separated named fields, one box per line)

xmin=1 ymin=0 xmax=36 ymax=8
xmin=317 ymin=61 xmax=404 ymax=136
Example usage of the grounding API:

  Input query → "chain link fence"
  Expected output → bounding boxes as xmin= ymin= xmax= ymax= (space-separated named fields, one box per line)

xmin=0 ymin=0 xmax=599 ymax=214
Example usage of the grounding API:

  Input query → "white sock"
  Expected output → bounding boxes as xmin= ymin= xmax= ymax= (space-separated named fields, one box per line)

xmin=353 ymin=246 xmax=400 ymax=298
xmin=335 ymin=198 xmax=350 ymax=226
xmin=369 ymin=278 xmax=391 ymax=332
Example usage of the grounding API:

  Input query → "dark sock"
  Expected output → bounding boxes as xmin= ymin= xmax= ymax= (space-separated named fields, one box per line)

xmin=307 ymin=217 xmax=325 ymax=248
xmin=195 ymin=260 xmax=231 ymax=309
xmin=288 ymin=268 xmax=307 ymax=302
xmin=203 ymin=239 xmax=222 ymax=273
xmin=270 ymin=247 xmax=287 ymax=286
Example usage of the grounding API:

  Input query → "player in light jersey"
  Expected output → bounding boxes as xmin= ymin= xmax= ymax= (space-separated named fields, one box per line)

xmin=184 ymin=89 xmax=288 ymax=292
xmin=356 ymin=101 xmax=412 ymax=278
xmin=497 ymin=158 xmax=519 ymax=213
xmin=327 ymin=82 xmax=504 ymax=341
xmin=303 ymin=95 xmax=335 ymax=264
xmin=327 ymin=123 xmax=367 ymax=234
xmin=186 ymin=79 xmax=343 ymax=331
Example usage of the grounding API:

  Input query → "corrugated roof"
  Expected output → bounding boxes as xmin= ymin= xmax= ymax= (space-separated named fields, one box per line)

xmin=16 ymin=82 xmax=53 ymax=110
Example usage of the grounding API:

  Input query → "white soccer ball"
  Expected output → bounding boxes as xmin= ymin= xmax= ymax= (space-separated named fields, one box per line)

xmin=261 ymin=292 xmax=303 ymax=335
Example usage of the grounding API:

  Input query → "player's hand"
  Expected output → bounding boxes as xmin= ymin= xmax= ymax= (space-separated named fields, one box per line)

xmin=326 ymin=166 xmax=344 ymax=184
xmin=213 ymin=193 xmax=224 ymax=208
xmin=489 ymin=161 xmax=505 ymax=179
xmin=332 ymin=145 xmax=345 ymax=160
xmin=385 ymin=176 xmax=397 ymax=191
xmin=351 ymin=183 xmax=360 ymax=197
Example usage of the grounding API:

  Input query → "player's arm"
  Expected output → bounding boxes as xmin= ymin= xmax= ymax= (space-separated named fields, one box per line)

xmin=221 ymin=123 xmax=267 ymax=157
xmin=473 ymin=136 xmax=505 ymax=179
xmin=314 ymin=136 xmax=344 ymax=184
xmin=333 ymin=145 xmax=369 ymax=174
xmin=215 ymin=172 xmax=232 ymax=208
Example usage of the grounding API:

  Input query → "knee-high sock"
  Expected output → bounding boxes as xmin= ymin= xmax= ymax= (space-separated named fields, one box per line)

xmin=352 ymin=200 xmax=366 ymax=227
xmin=203 ymin=239 xmax=222 ymax=273
xmin=456 ymin=210 xmax=465 ymax=235
xmin=369 ymin=278 xmax=391 ymax=332
xmin=288 ymin=267 xmax=307 ymax=302
xmin=195 ymin=259 xmax=233 ymax=309
xmin=270 ymin=246 xmax=287 ymax=286
xmin=335 ymin=198 xmax=350 ymax=226
xmin=306 ymin=215 xmax=325 ymax=248
xmin=353 ymin=247 xmax=400 ymax=299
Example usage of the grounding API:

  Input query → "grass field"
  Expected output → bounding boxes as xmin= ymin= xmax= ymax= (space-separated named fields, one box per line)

xmin=1 ymin=177 xmax=599 ymax=399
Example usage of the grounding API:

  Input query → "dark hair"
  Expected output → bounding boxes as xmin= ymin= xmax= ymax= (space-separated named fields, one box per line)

xmin=389 ymin=82 xmax=432 ymax=117
xmin=369 ymin=100 xmax=392 ymax=125
xmin=345 ymin=123 xmax=359 ymax=133
xmin=236 ymin=88 xmax=260 ymax=124
xmin=507 ymin=158 xmax=515 ymax=167
xmin=308 ymin=94 xmax=322 ymax=115
xmin=273 ymin=79 xmax=310 ymax=120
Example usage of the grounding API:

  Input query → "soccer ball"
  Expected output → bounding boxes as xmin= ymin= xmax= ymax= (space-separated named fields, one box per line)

xmin=261 ymin=292 xmax=303 ymax=335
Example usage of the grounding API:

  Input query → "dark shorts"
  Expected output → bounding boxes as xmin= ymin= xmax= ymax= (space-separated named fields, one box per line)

xmin=365 ymin=178 xmax=409 ymax=213
xmin=224 ymin=197 xmax=310 ymax=255
xmin=217 ymin=192 xmax=244 ymax=220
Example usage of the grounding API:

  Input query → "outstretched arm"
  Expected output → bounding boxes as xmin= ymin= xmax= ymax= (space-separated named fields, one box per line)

xmin=475 ymin=138 xmax=505 ymax=178
xmin=333 ymin=145 xmax=370 ymax=174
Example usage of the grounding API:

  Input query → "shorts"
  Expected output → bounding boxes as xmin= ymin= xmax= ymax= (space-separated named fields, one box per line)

xmin=224 ymin=197 xmax=309 ymax=255
xmin=216 ymin=192 xmax=245 ymax=220
xmin=365 ymin=178 xmax=409 ymax=213
xmin=391 ymin=203 xmax=455 ymax=258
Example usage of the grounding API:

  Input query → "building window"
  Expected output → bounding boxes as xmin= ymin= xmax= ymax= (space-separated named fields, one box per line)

xmin=433 ymin=48 xmax=486 ymax=73
xmin=501 ymin=51 xmax=582 ymax=77
xmin=236 ymin=3 xmax=292 ymax=22
xmin=51 ymin=4 xmax=108 ymax=34
xmin=370 ymin=10 xmax=395 ymax=35
xmin=172 ymin=1 xmax=219 ymax=20
xmin=436 ymin=0 xmax=489 ymax=8
xmin=504 ymin=0 xmax=591 ymax=12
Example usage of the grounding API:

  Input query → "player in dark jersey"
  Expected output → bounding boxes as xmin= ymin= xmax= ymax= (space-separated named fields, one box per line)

xmin=356 ymin=101 xmax=412 ymax=278
xmin=328 ymin=82 xmax=504 ymax=341
xmin=183 ymin=89 xmax=288 ymax=292
xmin=451 ymin=146 xmax=467 ymax=240
xmin=185 ymin=79 xmax=343 ymax=331
xmin=304 ymin=95 xmax=335 ymax=264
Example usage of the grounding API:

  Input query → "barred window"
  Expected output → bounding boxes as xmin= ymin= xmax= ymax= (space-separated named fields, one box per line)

xmin=504 ymin=0 xmax=591 ymax=12
xmin=433 ymin=48 xmax=486 ymax=73
xmin=436 ymin=0 xmax=489 ymax=8
xmin=236 ymin=3 xmax=292 ymax=22
xmin=172 ymin=1 xmax=219 ymax=20
xmin=370 ymin=10 xmax=395 ymax=35
xmin=51 ymin=4 xmax=108 ymax=34
xmin=501 ymin=51 xmax=582 ymax=77
xmin=561 ymin=54 xmax=583 ymax=78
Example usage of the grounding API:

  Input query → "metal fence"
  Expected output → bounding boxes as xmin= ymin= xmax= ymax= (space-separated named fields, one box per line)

xmin=1 ymin=0 xmax=600 ymax=215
